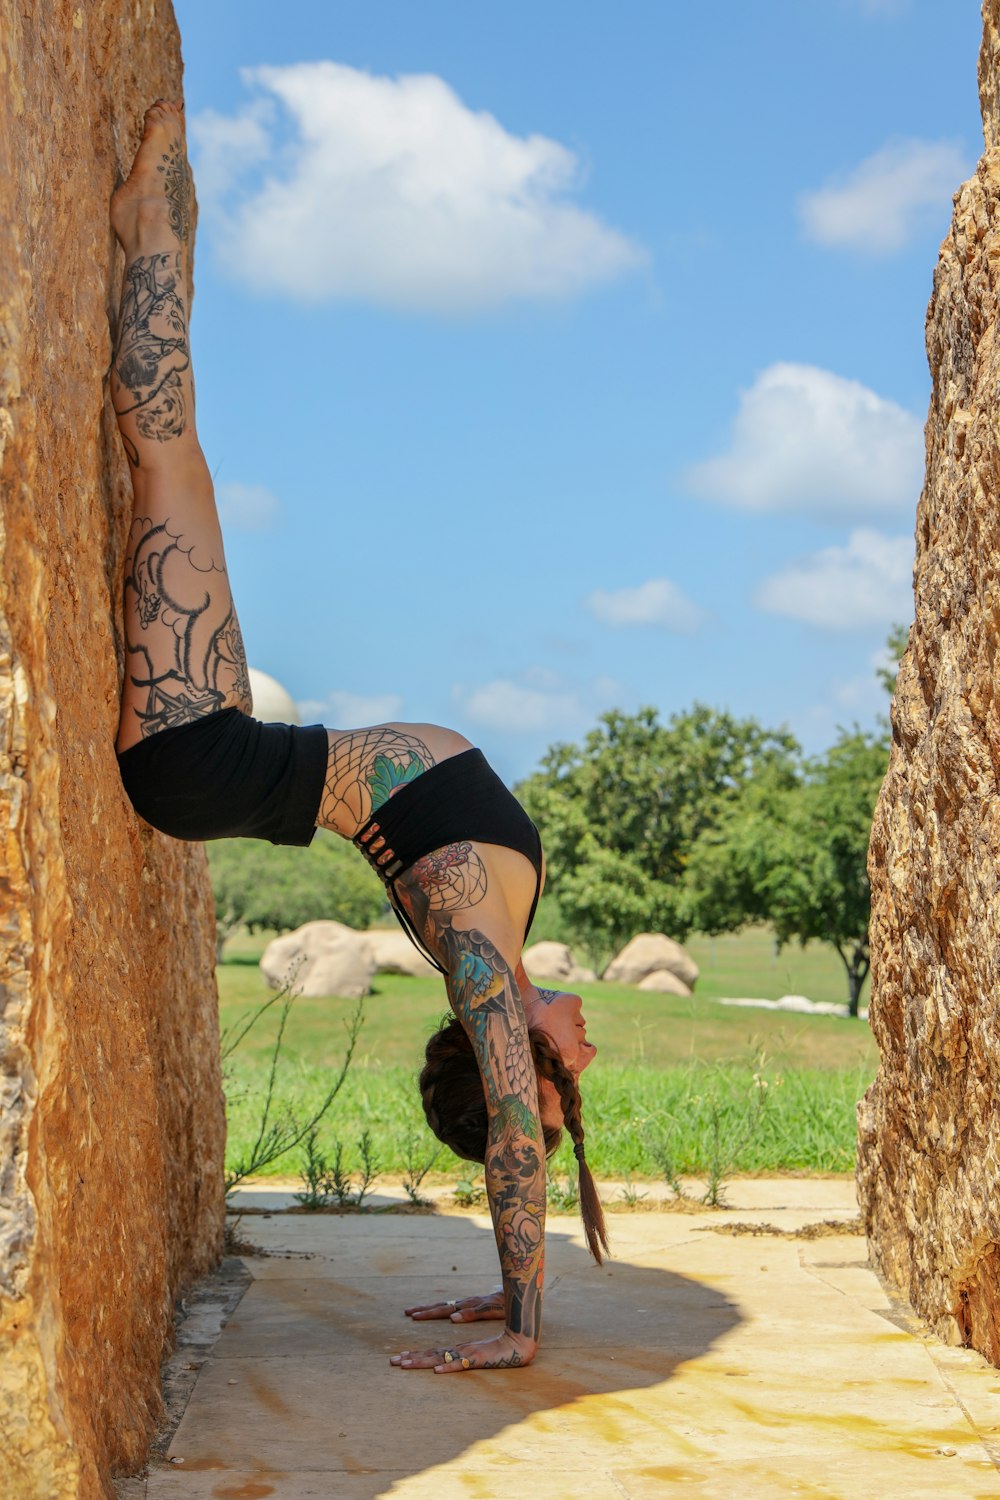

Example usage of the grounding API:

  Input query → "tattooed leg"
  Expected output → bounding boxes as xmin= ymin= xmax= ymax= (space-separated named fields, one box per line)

xmin=110 ymin=103 xmax=252 ymax=751
xmin=316 ymin=722 xmax=471 ymax=839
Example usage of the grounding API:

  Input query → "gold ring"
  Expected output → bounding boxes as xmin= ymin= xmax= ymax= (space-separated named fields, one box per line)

xmin=443 ymin=1350 xmax=455 ymax=1363
xmin=461 ymin=1357 xmax=471 ymax=1370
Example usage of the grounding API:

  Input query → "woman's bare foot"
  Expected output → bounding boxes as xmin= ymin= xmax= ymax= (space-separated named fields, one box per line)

xmin=111 ymin=100 xmax=192 ymax=264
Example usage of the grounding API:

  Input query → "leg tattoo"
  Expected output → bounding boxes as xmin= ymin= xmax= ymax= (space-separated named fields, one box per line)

xmin=112 ymin=253 xmax=190 ymax=464
xmin=122 ymin=516 xmax=251 ymax=736
xmin=318 ymin=726 xmax=436 ymax=837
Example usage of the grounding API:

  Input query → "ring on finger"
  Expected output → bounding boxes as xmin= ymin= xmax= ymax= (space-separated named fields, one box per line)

xmin=446 ymin=1300 xmax=458 ymax=1310
xmin=461 ymin=1357 xmax=471 ymax=1370
xmin=443 ymin=1350 xmax=455 ymax=1363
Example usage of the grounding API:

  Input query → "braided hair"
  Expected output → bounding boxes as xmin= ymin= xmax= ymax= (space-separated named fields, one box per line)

xmin=420 ymin=1016 xmax=609 ymax=1265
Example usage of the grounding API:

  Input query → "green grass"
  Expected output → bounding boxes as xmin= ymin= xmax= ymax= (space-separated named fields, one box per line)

xmin=219 ymin=924 xmax=878 ymax=1186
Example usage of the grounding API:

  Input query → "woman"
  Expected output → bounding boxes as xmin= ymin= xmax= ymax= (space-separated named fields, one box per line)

xmin=110 ymin=101 xmax=607 ymax=1375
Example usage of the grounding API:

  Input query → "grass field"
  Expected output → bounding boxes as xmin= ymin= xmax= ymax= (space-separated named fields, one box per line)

xmin=219 ymin=924 xmax=878 ymax=1190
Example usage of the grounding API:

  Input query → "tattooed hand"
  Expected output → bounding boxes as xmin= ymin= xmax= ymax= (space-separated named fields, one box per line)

xmin=390 ymin=1329 xmax=537 ymax=1373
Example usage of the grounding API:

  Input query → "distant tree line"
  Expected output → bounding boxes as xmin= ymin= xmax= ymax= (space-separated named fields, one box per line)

xmin=516 ymin=623 xmax=909 ymax=1015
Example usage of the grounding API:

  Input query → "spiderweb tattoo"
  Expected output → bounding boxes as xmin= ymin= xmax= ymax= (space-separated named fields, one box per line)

xmin=409 ymin=844 xmax=488 ymax=913
xmin=317 ymin=727 xmax=435 ymax=838
xmin=122 ymin=516 xmax=252 ymax=736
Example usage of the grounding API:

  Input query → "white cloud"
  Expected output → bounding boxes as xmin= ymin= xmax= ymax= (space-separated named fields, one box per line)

xmin=217 ymin=481 xmax=283 ymax=531
xmin=585 ymin=577 xmax=707 ymax=632
xmin=683 ymin=363 xmax=923 ymax=521
xmin=452 ymin=677 xmax=581 ymax=735
xmin=799 ymin=138 xmax=968 ymax=256
xmin=297 ymin=690 xmax=404 ymax=726
xmin=190 ymin=61 xmax=645 ymax=311
xmin=753 ymin=528 xmax=914 ymax=629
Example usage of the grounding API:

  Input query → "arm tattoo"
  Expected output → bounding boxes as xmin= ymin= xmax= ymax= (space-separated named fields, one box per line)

xmin=112 ymin=253 xmax=189 ymax=463
xmin=122 ymin=516 xmax=252 ymax=735
xmin=434 ymin=924 xmax=546 ymax=1345
xmin=317 ymin=727 xmax=435 ymax=838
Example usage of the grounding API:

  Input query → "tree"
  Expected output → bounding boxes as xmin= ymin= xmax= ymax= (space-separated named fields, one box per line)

xmin=516 ymin=705 xmax=800 ymax=967
xmin=683 ymin=728 xmax=890 ymax=1016
xmin=208 ymin=829 xmax=386 ymax=960
xmin=876 ymin=622 xmax=911 ymax=698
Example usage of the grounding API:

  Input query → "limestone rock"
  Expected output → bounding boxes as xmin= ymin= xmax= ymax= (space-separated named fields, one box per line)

xmin=637 ymin=968 xmax=693 ymax=996
xmin=0 ymin=11 xmax=225 ymax=1497
xmin=603 ymin=933 xmax=700 ymax=989
xmin=362 ymin=927 xmax=438 ymax=978
xmin=261 ymin=921 xmax=377 ymax=999
xmin=522 ymin=940 xmax=597 ymax=985
xmin=856 ymin=1 xmax=1000 ymax=1366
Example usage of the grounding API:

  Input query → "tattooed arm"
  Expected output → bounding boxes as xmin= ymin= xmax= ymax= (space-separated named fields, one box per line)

xmin=448 ymin=927 xmax=546 ymax=1364
xmin=390 ymin=848 xmax=547 ymax=1373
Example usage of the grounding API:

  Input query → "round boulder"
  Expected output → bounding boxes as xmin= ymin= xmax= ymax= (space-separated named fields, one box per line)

xmin=522 ymin=941 xmax=597 ymax=986
xmin=363 ymin=927 xmax=438 ymax=978
xmin=603 ymin=932 xmax=699 ymax=989
xmin=260 ymin=920 xmax=376 ymax=999
xmin=637 ymin=968 xmax=693 ymax=997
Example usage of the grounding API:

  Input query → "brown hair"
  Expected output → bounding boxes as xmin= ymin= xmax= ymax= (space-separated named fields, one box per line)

xmin=419 ymin=1016 xmax=609 ymax=1264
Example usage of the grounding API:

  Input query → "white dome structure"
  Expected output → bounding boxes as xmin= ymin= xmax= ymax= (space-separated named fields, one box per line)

xmin=248 ymin=668 xmax=301 ymax=725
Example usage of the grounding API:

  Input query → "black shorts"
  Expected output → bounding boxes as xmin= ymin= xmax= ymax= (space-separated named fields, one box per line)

xmin=117 ymin=707 xmax=329 ymax=846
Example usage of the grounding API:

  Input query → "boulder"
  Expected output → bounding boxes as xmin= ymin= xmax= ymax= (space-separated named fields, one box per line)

xmin=637 ymin=968 xmax=693 ymax=997
xmin=0 ymin=15 xmax=225 ymax=1497
xmin=363 ymin=927 xmax=438 ymax=978
xmin=522 ymin=940 xmax=597 ymax=985
xmin=261 ymin=921 xmax=377 ymax=999
xmin=603 ymin=933 xmax=699 ymax=989
xmin=856 ymin=0 xmax=1000 ymax=1366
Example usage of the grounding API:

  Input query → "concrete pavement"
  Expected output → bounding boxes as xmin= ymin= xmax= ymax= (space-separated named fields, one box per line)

xmin=116 ymin=1179 xmax=1000 ymax=1499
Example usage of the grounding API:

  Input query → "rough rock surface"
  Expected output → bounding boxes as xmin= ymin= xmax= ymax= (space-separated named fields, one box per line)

xmin=0 ymin=8 xmax=225 ymax=1497
xmin=261 ymin=922 xmax=377 ymax=999
xmin=522 ymin=940 xmax=597 ymax=985
xmin=637 ymin=968 xmax=693 ymax=997
xmin=603 ymin=932 xmax=700 ymax=989
xmin=856 ymin=2 xmax=1000 ymax=1364
xmin=363 ymin=927 xmax=438 ymax=978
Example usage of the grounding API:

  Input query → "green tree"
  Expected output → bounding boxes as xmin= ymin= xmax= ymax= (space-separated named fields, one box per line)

xmin=876 ymin=622 xmax=911 ymax=698
xmin=208 ymin=829 xmax=386 ymax=960
xmin=683 ymin=728 xmax=889 ymax=1016
xmin=516 ymin=705 xmax=800 ymax=968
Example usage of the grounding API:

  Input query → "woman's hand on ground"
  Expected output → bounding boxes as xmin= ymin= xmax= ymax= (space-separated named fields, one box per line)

xmin=390 ymin=1330 xmax=537 ymax=1372
xmin=403 ymin=1290 xmax=505 ymax=1323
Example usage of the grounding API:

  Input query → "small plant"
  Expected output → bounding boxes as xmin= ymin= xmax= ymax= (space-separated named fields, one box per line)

xmin=699 ymin=1062 xmax=772 ymax=1208
xmin=327 ymin=1141 xmax=354 ymax=1207
xmin=453 ymin=1177 xmax=487 ymax=1208
xmin=293 ymin=1127 xmax=336 ymax=1209
xmin=619 ymin=1176 xmax=648 ymax=1208
xmin=353 ymin=1129 xmax=380 ymax=1209
xmin=401 ymin=1127 xmax=443 ymax=1206
xmin=546 ymin=1173 xmax=580 ymax=1212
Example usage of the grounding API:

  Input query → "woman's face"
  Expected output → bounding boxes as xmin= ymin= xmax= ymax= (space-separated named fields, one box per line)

xmin=523 ymin=987 xmax=597 ymax=1132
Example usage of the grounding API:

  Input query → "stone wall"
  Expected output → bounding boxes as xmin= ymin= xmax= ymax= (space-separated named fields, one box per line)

xmin=0 ymin=6 xmax=225 ymax=1496
xmin=857 ymin=1 xmax=1000 ymax=1364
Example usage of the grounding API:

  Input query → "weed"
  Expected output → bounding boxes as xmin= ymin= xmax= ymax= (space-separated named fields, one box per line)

xmin=546 ymin=1174 xmax=580 ymax=1212
xmin=401 ymin=1127 xmax=443 ymax=1206
xmin=222 ymin=973 xmax=364 ymax=1197
xmin=453 ymin=1177 xmax=487 ymax=1208
xmin=353 ymin=1129 xmax=380 ymax=1208
xmin=619 ymin=1176 xmax=648 ymax=1207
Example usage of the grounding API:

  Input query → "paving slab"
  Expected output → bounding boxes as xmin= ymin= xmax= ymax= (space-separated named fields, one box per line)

xmin=127 ymin=1180 xmax=1000 ymax=1500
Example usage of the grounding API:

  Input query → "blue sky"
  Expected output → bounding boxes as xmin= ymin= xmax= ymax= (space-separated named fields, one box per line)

xmin=173 ymin=0 xmax=983 ymax=783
